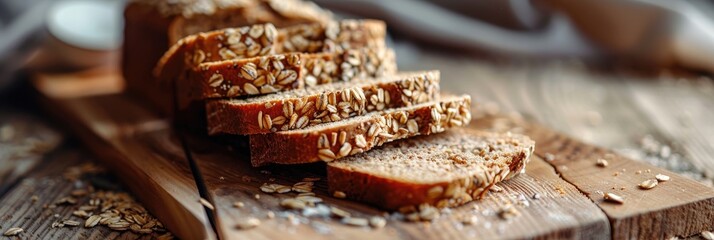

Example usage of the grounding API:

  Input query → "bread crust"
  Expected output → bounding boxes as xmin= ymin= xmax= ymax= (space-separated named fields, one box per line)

xmin=326 ymin=130 xmax=535 ymax=210
xmin=249 ymin=95 xmax=472 ymax=166
xmin=155 ymin=20 xmax=387 ymax=84
xmin=206 ymin=71 xmax=440 ymax=135
xmin=122 ymin=0 xmax=332 ymax=115
xmin=177 ymin=48 xmax=397 ymax=110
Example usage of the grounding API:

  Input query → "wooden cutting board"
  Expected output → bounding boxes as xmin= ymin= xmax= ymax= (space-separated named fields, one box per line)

xmin=33 ymin=69 xmax=714 ymax=240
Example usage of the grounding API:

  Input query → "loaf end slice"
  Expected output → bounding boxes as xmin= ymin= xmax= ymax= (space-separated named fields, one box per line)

xmin=327 ymin=129 xmax=535 ymax=211
xmin=249 ymin=94 xmax=471 ymax=166
xmin=207 ymin=70 xmax=440 ymax=135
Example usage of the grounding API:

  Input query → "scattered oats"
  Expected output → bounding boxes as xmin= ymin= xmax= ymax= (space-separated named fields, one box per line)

xmin=31 ymin=195 xmax=39 ymax=202
xmin=419 ymin=205 xmax=439 ymax=221
xmin=199 ymin=198 xmax=215 ymax=210
xmin=656 ymin=174 xmax=671 ymax=182
xmin=236 ymin=217 xmax=261 ymax=230
xmin=596 ymin=159 xmax=608 ymax=167
xmin=330 ymin=206 xmax=351 ymax=218
xmin=296 ymin=195 xmax=323 ymax=204
xmin=604 ymin=193 xmax=625 ymax=204
xmin=639 ymin=179 xmax=658 ymax=190
xmin=369 ymin=216 xmax=387 ymax=228
xmin=85 ymin=215 xmax=101 ymax=228
xmin=702 ymin=231 xmax=714 ymax=240
xmin=255 ymin=194 xmax=260 ymax=199
xmin=490 ymin=185 xmax=504 ymax=192
xmin=220 ymin=176 xmax=225 ymax=180
xmin=333 ymin=191 xmax=346 ymax=199
xmin=267 ymin=211 xmax=275 ymax=219
xmin=63 ymin=220 xmax=81 ymax=227
xmin=3 ymin=227 xmax=22 ymax=236
xmin=646 ymin=169 xmax=651 ymax=173
xmin=545 ymin=153 xmax=555 ymax=161
xmin=233 ymin=202 xmax=245 ymax=208
xmin=636 ymin=170 xmax=642 ymax=174
xmin=281 ymin=198 xmax=307 ymax=210
xmin=342 ymin=217 xmax=369 ymax=227
xmin=461 ymin=215 xmax=478 ymax=225
xmin=498 ymin=204 xmax=519 ymax=220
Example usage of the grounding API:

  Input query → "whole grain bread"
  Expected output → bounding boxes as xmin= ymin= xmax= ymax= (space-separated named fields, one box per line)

xmin=206 ymin=71 xmax=440 ymax=135
xmin=122 ymin=0 xmax=332 ymax=115
xmin=327 ymin=129 xmax=535 ymax=211
xmin=155 ymin=20 xmax=386 ymax=84
xmin=248 ymin=94 xmax=472 ymax=166
xmin=176 ymin=47 xmax=397 ymax=109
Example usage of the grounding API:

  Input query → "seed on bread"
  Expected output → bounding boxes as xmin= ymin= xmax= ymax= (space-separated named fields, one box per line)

xmin=327 ymin=129 xmax=534 ymax=211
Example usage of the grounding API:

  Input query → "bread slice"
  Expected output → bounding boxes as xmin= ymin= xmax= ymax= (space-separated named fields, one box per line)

xmin=176 ymin=47 xmax=397 ymax=109
xmin=155 ymin=20 xmax=386 ymax=83
xmin=327 ymin=129 xmax=535 ymax=211
xmin=206 ymin=71 xmax=440 ymax=135
xmin=248 ymin=94 xmax=471 ymax=166
xmin=122 ymin=0 xmax=332 ymax=115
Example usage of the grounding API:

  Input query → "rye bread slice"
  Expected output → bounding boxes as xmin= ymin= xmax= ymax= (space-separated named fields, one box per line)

xmin=327 ymin=129 xmax=535 ymax=211
xmin=155 ymin=20 xmax=386 ymax=83
xmin=176 ymin=47 xmax=397 ymax=109
xmin=206 ymin=71 xmax=440 ymax=135
xmin=248 ymin=94 xmax=471 ymax=166
xmin=123 ymin=0 xmax=331 ymax=115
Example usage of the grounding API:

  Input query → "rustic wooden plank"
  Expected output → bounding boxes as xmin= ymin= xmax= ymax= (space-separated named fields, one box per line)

xmin=186 ymin=129 xmax=609 ymax=239
xmin=37 ymin=92 xmax=215 ymax=240
xmin=0 ymin=147 xmax=161 ymax=239
xmin=475 ymin=115 xmax=714 ymax=239
xmin=0 ymin=111 xmax=62 ymax=193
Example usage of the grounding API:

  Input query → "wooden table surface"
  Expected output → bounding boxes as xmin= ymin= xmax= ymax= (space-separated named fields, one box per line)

xmin=1 ymin=43 xmax=713 ymax=239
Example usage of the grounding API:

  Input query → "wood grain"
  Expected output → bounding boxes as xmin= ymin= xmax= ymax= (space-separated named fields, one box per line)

xmin=0 ymin=111 xmax=62 ymax=193
xmin=0 ymin=148 xmax=159 ymax=240
xmin=187 ymin=132 xmax=609 ymax=240
xmin=475 ymin=116 xmax=714 ymax=239
xmin=38 ymin=93 xmax=215 ymax=240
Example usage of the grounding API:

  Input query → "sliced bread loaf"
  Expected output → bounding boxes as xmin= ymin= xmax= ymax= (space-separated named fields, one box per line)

xmin=327 ymin=129 xmax=535 ymax=211
xmin=123 ymin=0 xmax=332 ymax=115
xmin=248 ymin=94 xmax=472 ymax=166
xmin=176 ymin=47 xmax=397 ymax=108
xmin=206 ymin=71 xmax=440 ymax=135
xmin=155 ymin=20 xmax=386 ymax=83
